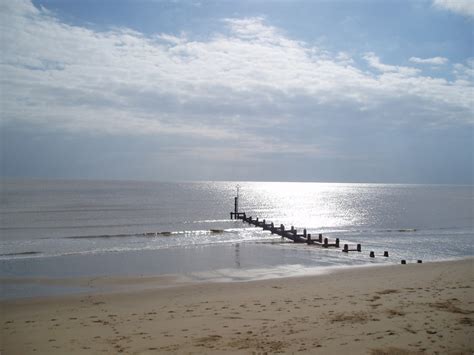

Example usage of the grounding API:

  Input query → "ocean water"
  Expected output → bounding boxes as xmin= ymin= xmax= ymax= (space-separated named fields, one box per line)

xmin=1 ymin=179 xmax=473 ymax=298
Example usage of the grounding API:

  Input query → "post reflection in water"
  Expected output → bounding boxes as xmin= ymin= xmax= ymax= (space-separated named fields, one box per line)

xmin=234 ymin=243 xmax=240 ymax=268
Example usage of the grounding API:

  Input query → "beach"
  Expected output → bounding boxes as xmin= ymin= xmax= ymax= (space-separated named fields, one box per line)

xmin=2 ymin=259 xmax=473 ymax=354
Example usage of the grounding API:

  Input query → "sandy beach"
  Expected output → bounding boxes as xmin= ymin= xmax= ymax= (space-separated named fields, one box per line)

xmin=1 ymin=259 xmax=473 ymax=354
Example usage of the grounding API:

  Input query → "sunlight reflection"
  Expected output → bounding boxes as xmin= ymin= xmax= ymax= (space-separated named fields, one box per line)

xmin=231 ymin=182 xmax=369 ymax=231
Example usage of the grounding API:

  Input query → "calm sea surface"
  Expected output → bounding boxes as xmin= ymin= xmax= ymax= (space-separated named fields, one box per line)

xmin=1 ymin=179 xmax=473 ymax=297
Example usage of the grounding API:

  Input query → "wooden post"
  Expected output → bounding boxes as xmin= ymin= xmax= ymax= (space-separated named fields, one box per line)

xmin=417 ymin=260 xmax=422 ymax=263
xmin=318 ymin=233 xmax=323 ymax=243
xmin=370 ymin=251 xmax=375 ymax=258
xmin=383 ymin=251 xmax=389 ymax=257
xmin=343 ymin=244 xmax=348 ymax=253
xmin=303 ymin=229 xmax=307 ymax=238
xmin=401 ymin=260 xmax=406 ymax=264
xmin=357 ymin=244 xmax=361 ymax=252
xmin=335 ymin=238 xmax=340 ymax=247
xmin=324 ymin=238 xmax=328 ymax=247
xmin=307 ymin=233 xmax=312 ymax=245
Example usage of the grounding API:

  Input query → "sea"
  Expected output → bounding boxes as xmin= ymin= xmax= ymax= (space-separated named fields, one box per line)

xmin=1 ymin=179 xmax=473 ymax=299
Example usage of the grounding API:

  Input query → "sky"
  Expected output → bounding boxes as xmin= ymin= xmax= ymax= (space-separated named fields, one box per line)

xmin=1 ymin=0 xmax=473 ymax=184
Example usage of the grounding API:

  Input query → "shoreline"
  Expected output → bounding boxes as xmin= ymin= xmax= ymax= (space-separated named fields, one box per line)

xmin=2 ymin=256 xmax=472 ymax=302
xmin=2 ymin=259 xmax=473 ymax=354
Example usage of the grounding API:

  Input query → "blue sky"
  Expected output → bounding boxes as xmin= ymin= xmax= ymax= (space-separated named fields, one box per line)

xmin=1 ymin=0 xmax=473 ymax=183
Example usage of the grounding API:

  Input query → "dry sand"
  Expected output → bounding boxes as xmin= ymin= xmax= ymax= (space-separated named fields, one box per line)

xmin=1 ymin=259 xmax=473 ymax=354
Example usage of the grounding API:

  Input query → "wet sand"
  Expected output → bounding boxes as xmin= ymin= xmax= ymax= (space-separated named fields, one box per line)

xmin=1 ymin=259 xmax=473 ymax=354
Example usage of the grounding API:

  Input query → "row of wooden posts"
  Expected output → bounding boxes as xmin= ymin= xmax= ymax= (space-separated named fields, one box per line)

xmin=230 ymin=187 xmax=421 ymax=264
xmin=231 ymin=211 xmax=424 ymax=264
xmin=231 ymin=211 xmax=361 ymax=252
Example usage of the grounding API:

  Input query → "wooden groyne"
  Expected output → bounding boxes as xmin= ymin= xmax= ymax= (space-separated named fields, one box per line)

xmin=229 ymin=188 xmax=417 ymax=263
xmin=231 ymin=211 xmax=342 ymax=248
xmin=230 ymin=187 xmax=352 ymax=249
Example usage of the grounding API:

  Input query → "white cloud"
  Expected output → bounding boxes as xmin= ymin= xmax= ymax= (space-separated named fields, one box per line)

xmin=336 ymin=52 xmax=354 ymax=65
xmin=0 ymin=0 xmax=473 ymax=163
xmin=363 ymin=52 xmax=420 ymax=76
xmin=433 ymin=0 xmax=474 ymax=17
xmin=409 ymin=56 xmax=449 ymax=65
xmin=453 ymin=59 xmax=474 ymax=82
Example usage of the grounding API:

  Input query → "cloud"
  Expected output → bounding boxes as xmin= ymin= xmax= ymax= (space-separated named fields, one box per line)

xmin=433 ymin=0 xmax=474 ymax=17
xmin=409 ymin=56 xmax=449 ymax=65
xmin=453 ymin=59 xmax=474 ymax=85
xmin=363 ymin=52 xmax=420 ymax=76
xmin=1 ymin=0 xmax=473 ymax=166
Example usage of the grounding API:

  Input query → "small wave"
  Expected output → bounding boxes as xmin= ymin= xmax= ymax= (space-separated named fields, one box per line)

xmin=384 ymin=228 xmax=417 ymax=233
xmin=190 ymin=219 xmax=232 ymax=224
xmin=0 ymin=207 xmax=162 ymax=215
xmin=146 ymin=229 xmax=240 ymax=236
xmin=0 ymin=237 xmax=275 ymax=260
xmin=0 ymin=222 xmax=163 ymax=231
xmin=0 ymin=251 xmax=41 ymax=256
xmin=65 ymin=233 xmax=136 ymax=239
xmin=62 ymin=228 xmax=243 ymax=240
xmin=144 ymin=231 xmax=179 ymax=236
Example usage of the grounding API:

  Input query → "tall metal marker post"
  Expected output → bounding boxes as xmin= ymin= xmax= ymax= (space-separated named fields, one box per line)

xmin=231 ymin=185 xmax=244 ymax=220
xmin=234 ymin=185 xmax=240 ymax=215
